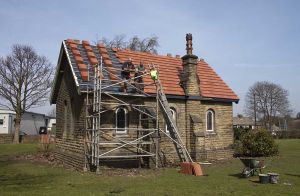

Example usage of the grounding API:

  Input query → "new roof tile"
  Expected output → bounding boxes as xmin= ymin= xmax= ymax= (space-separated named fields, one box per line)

xmin=74 ymin=56 xmax=84 ymax=64
xmin=89 ymin=58 xmax=98 ymax=65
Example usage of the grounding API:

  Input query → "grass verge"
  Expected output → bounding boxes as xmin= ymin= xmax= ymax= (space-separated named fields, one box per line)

xmin=0 ymin=139 xmax=299 ymax=195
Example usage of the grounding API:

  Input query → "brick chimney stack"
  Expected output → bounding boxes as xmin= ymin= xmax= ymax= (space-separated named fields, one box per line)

xmin=181 ymin=33 xmax=200 ymax=96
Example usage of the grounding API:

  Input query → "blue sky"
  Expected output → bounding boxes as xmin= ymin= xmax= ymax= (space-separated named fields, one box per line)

xmin=0 ymin=0 xmax=299 ymax=116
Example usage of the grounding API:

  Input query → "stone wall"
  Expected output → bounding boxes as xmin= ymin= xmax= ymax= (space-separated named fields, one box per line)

xmin=0 ymin=134 xmax=47 ymax=144
xmin=55 ymin=58 xmax=86 ymax=170
xmin=179 ymin=51 xmax=234 ymax=162
xmin=156 ymin=99 xmax=234 ymax=164
xmin=54 ymin=138 xmax=85 ymax=170
xmin=21 ymin=135 xmax=40 ymax=143
xmin=55 ymin=85 xmax=234 ymax=169
xmin=153 ymin=98 xmax=187 ymax=165
xmin=0 ymin=134 xmax=13 ymax=144
xmin=194 ymin=101 xmax=234 ymax=161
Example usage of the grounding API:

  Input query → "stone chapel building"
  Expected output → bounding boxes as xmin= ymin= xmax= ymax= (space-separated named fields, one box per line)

xmin=50 ymin=34 xmax=239 ymax=170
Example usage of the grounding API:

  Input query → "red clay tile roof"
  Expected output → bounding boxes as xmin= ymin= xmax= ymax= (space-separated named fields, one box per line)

xmin=197 ymin=60 xmax=239 ymax=100
xmin=64 ymin=39 xmax=239 ymax=101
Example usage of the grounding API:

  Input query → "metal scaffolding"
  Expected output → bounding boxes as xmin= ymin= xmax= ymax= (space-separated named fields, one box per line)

xmin=83 ymin=58 xmax=160 ymax=172
xmin=82 ymin=55 xmax=193 ymax=172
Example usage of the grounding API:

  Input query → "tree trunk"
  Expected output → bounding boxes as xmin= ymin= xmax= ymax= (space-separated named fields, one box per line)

xmin=13 ymin=114 xmax=21 ymax=143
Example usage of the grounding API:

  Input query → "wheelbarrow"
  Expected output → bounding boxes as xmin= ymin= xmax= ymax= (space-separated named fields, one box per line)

xmin=239 ymin=158 xmax=265 ymax=178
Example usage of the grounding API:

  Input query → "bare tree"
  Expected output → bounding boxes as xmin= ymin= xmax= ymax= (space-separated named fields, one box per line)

xmin=139 ymin=36 xmax=159 ymax=54
xmin=244 ymin=81 xmax=291 ymax=130
xmin=97 ymin=34 xmax=159 ymax=54
xmin=99 ymin=34 xmax=127 ymax=49
xmin=128 ymin=36 xmax=140 ymax=51
xmin=0 ymin=44 xmax=53 ymax=143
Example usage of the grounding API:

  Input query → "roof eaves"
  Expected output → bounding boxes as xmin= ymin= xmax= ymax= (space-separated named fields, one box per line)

xmin=49 ymin=41 xmax=82 ymax=104
xmin=63 ymin=40 xmax=80 ymax=89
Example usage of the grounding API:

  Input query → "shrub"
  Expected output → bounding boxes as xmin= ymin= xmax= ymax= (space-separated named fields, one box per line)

xmin=234 ymin=129 xmax=279 ymax=157
xmin=233 ymin=127 xmax=250 ymax=141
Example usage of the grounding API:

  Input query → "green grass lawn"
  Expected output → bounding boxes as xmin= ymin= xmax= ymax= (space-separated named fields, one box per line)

xmin=0 ymin=140 xmax=299 ymax=196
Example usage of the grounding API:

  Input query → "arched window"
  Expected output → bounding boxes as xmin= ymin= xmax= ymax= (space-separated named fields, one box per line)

xmin=115 ymin=107 xmax=128 ymax=134
xmin=69 ymin=98 xmax=74 ymax=137
xmin=63 ymin=100 xmax=68 ymax=137
xmin=166 ymin=108 xmax=176 ymax=133
xmin=206 ymin=109 xmax=215 ymax=132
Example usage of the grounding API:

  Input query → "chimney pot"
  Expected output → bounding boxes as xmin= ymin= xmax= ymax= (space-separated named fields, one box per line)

xmin=167 ymin=53 xmax=172 ymax=57
xmin=74 ymin=39 xmax=80 ymax=44
xmin=186 ymin=33 xmax=193 ymax=55
xmin=82 ymin=40 xmax=90 ymax=45
xmin=176 ymin=55 xmax=180 ymax=58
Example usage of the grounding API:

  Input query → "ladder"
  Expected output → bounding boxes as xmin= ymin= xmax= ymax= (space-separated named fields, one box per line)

xmin=156 ymin=79 xmax=193 ymax=163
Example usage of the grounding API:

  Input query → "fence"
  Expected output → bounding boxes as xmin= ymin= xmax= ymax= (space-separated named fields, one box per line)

xmin=273 ymin=131 xmax=300 ymax=139
xmin=0 ymin=134 xmax=44 ymax=144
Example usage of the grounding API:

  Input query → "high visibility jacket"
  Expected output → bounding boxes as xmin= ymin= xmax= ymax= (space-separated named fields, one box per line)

xmin=150 ymin=69 xmax=158 ymax=80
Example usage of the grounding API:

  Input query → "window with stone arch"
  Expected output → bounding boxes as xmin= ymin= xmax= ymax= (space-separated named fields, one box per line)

xmin=206 ymin=109 xmax=215 ymax=132
xmin=115 ymin=107 xmax=128 ymax=134
xmin=165 ymin=108 xmax=176 ymax=133
xmin=63 ymin=100 xmax=68 ymax=138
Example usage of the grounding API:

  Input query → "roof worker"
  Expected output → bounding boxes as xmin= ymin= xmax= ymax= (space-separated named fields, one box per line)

xmin=134 ymin=61 xmax=146 ymax=92
xmin=121 ymin=58 xmax=134 ymax=92
xmin=122 ymin=58 xmax=134 ymax=78
xmin=149 ymin=64 xmax=158 ymax=81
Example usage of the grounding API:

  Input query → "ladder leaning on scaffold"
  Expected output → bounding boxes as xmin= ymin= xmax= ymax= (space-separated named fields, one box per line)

xmin=155 ymin=78 xmax=193 ymax=163
xmin=151 ymin=66 xmax=205 ymax=176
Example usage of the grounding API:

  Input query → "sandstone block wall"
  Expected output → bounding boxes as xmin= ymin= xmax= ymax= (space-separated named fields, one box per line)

xmin=55 ymin=59 xmax=235 ymax=170
xmin=55 ymin=60 xmax=85 ymax=170
xmin=0 ymin=134 xmax=13 ymax=144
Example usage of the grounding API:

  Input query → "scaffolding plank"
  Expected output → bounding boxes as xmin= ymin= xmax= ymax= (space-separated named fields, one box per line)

xmin=98 ymin=154 xmax=155 ymax=158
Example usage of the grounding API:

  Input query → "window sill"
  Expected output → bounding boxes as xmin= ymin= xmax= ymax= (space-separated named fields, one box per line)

xmin=205 ymin=131 xmax=217 ymax=136
xmin=114 ymin=133 xmax=130 ymax=137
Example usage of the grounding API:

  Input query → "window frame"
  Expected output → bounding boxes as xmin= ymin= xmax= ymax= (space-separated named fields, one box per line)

xmin=115 ymin=107 xmax=128 ymax=134
xmin=206 ymin=109 xmax=215 ymax=132
xmin=165 ymin=108 xmax=176 ymax=133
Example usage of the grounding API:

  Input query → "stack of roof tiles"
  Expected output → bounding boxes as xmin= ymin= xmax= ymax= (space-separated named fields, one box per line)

xmin=64 ymin=39 xmax=239 ymax=101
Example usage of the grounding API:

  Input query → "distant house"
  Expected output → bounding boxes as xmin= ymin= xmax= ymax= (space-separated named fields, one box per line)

xmin=288 ymin=119 xmax=300 ymax=132
xmin=47 ymin=117 xmax=56 ymax=132
xmin=0 ymin=110 xmax=15 ymax=134
xmin=233 ymin=116 xmax=255 ymax=129
xmin=0 ymin=109 xmax=56 ymax=135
